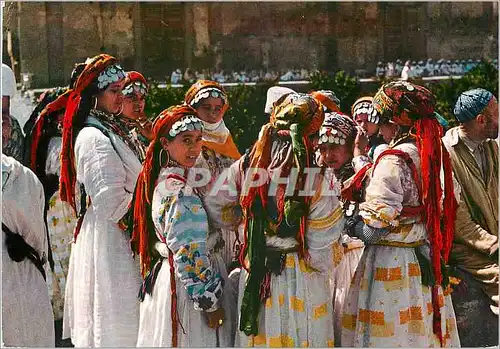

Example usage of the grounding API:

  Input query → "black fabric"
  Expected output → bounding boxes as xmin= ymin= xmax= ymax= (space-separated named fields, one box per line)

xmin=3 ymin=222 xmax=46 ymax=280
xmin=352 ymin=221 xmax=389 ymax=244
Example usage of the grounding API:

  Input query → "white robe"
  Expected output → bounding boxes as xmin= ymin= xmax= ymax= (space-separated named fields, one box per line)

xmin=62 ymin=116 xmax=142 ymax=347
xmin=2 ymin=154 xmax=55 ymax=347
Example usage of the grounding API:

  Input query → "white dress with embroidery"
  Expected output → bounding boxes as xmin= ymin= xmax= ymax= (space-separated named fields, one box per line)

xmin=341 ymin=142 xmax=461 ymax=347
xmin=136 ymin=167 xmax=235 ymax=347
xmin=44 ymin=136 xmax=78 ymax=320
xmin=2 ymin=154 xmax=55 ymax=347
xmin=62 ymin=116 xmax=142 ymax=347
xmin=208 ymin=157 xmax=345 ymax=348
xmin=194 ymin=121 xmax=241 ymax=268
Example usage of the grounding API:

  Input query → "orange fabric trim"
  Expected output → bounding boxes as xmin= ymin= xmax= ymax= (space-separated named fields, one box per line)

xmin=202 ymin=135 xmax=241 ymax=160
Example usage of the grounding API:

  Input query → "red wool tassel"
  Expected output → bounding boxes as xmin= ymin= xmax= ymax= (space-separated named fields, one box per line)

xmin=30 ymin=115 xmax=45 ymax=171
xmin=59 ymin=92 xmax=82 ymax=214
xmin=432 ymin=285 xmax=444 ymax=346
xmin=415 ymin=118 xmax=447 ymax=344
xmin=441 ymin=143 xmax=457 ymax=263
xmin=168 ymin=250 xmax=179 ymax=347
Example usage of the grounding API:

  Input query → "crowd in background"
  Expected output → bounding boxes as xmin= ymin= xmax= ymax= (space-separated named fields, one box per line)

xmin=168 ymin=58 xmax=499 ymax=85
xmin=377 ymin=58 xmax=499 ymax=79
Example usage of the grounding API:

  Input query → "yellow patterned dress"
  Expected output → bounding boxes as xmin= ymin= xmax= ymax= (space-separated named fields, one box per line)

xmin=341 ymin=143 xmax=461 ymax=347
xmin=44 ymin=137 xmax=77 ymax=320
xmin=207 ymin=157 xmax=345 ymax=347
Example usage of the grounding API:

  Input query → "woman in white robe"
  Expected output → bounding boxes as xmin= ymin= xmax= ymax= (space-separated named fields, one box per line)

xmin=207 ymin=93 xmax=345 ymax=347
xmin=2 ymin=153 xmax=55 ymax=347
xmin=341 ymin=81 xmax=460 ymax=347
xmin=60 ymin=54 xmax=143 ymax=347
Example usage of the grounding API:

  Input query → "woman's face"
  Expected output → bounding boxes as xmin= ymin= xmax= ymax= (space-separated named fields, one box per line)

xmin=122 ymin=91 xmax=146 ymax=120
xmin=161 ymin=130 xmax=203 ymax=168
xmin=195 ymin=97 xmax=224 ymax=124
xmin=317 ymin=143 xmax=353 ymax=170
xmin=356 ymin=119 xmax=379 ymax=137
xmin=96 ymin=80 xmax=125 ymax=115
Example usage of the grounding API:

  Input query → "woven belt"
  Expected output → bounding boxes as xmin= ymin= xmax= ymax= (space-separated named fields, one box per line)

xmin=373 ymin=239 xmax=425 ymax=248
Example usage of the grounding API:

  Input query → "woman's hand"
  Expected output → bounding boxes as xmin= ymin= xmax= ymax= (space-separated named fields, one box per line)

xmin=353 ymin=127 xmax=369 ymax=157
xmin=205 ymin=307 xmax=225 ymax=329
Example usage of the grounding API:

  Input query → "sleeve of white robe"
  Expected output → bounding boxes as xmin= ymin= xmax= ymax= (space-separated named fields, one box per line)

xmin=2 ymin=154 xmax=48 ymax=262
xmin=75 ymin=127 xmax=131 ymax=223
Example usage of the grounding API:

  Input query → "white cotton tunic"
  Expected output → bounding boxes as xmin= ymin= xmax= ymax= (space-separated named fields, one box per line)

xmin=62 ymin=116 xmax=142 ymax=347
xmin=2 ymin=154 xmax=55 ymax=347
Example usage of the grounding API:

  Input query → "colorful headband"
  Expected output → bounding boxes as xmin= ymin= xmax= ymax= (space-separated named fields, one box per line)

xmin=189 ymin=87 xmax=227 ymax=107
xmin=318 ymin=112 xmax=357 ymax=145
xmin=168 ymin=115 xmax=204 ymax=138
xmin=353 ymin=101 xmax=379 ymax=124
xmin=97 ymin=64 xmax=126 ymax=90
xmin=123 ymin=81 xmax=148 ymax=97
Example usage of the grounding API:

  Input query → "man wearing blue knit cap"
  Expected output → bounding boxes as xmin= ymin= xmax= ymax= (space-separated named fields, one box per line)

xmin=442 ymin=88 xmax=499 ymax=319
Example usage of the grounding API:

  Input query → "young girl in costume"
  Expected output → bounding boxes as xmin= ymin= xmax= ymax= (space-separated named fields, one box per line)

xmin=129 ymin=105 xmax=233 ymax=347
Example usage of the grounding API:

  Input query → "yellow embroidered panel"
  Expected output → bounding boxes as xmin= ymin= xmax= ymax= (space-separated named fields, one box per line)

xmin=313 ymin=303 xmax=328 ymax=319
xmin=308 ymin=206 xmax=343 ymax=230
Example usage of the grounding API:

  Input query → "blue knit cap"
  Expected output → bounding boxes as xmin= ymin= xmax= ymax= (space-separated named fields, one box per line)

xmin=453 ymin=88 xmax=493 ymax=123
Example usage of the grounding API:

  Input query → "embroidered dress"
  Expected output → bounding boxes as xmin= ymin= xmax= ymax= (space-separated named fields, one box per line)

xmin=341 ymin=143 xmax=461 ymax=347
xmin=2 ymin=154 xmax=55 ymax=347
xmin=136 ymin=167 xmax=235 ymax=347
xmin=44 ymin=137 xmax=77 ymax=320
xmin=62 ymin=112 xmax=142 ymax=347
xmin=210 ymin=157 xmax=344 ymax=348
xmin=196 ymin=137 xmax=240 ymax=267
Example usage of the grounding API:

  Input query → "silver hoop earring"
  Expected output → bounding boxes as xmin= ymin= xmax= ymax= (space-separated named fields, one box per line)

xmin=93 ymin=97 xmax=98 ymax=110
xmin=159 ymin=148 xmax=170 ymax=167
xmin=116 ymin=103 xmax=124 ymax=116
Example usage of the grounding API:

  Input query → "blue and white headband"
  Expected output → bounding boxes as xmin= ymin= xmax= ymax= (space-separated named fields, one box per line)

xmin=189 ymin=87 xmax=227 ymax=107
xmin=168 ymin=115 xmax=204 ymax=138
xmin=122 ymin=81 xmax=148 ymax=97
xmin=97 ymin=64 xmax=126 ymax=90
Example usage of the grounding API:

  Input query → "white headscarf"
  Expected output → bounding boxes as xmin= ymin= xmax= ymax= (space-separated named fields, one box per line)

xmin=264 ymin=86 xmax=295 ymax=114
xmin=2 ymin=64 xmax=16 ymax=98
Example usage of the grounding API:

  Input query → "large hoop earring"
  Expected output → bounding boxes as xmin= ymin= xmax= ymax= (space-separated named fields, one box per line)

xmin=93 ymin=97 xmax=98 ymax=110
xmin=115 ymin=103 xmax=124 ymax=116
xmin=159 ymin=148 xmax=170 ymax=167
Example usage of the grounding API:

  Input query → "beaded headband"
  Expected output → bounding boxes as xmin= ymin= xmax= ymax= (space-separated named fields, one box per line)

xmin=168 ymin=115 xmax=204 ymax=138
xmin=189 ymin=87 xmax=227 ymax=107
xmin=97 ymin=64 xmax=126 ymax=90
xmin=123 ymin=81 xmax=148 ymax=97
xmin=353 ymin=101 xmax=379 ymax=124
xmin=318 ymin=112 xmax=357 ymax=145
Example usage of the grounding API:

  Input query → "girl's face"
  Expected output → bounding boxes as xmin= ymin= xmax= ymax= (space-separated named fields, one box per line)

xmin=96 ymin=80 xmax=125 ymax=115
xmin=317 ymin=143 xmax=353 ymax=170
xmin=122 ymin=91 xmax=146 ymax=120
xmin=356 ymin=119 xmax=379 ymax=137
xmin=195 ymin=97 xmax=224 ymax=124
xmin=161 ymin=130 xmax=203 ymax=168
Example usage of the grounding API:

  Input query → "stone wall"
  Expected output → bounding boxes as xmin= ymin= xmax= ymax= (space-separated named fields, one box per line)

xmin=2 ymin=2 xmax=498 ymax=87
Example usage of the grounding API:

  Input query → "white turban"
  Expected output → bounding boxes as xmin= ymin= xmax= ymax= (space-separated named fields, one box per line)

xmin=264 ymin=86 xmax=295 ymax=114
xmin=2 ymin=63 xmax=16 ymax=98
